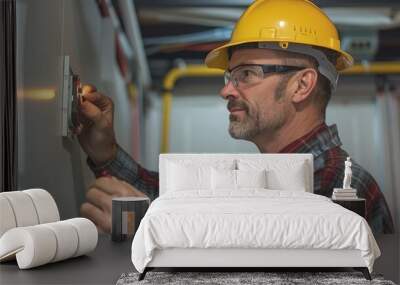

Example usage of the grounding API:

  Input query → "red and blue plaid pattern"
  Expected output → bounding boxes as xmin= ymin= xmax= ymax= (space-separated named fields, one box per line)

xmin=279 ymin=123 xmax=394 ymax=234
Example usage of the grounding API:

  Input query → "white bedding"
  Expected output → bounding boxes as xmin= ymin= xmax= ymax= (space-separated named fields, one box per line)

xmin=131 ymin=190 xmax=380 ymax=273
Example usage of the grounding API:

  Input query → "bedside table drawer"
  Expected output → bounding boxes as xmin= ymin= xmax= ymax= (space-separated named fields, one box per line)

xmin=332 ymin=199 xmax=366 ymax=218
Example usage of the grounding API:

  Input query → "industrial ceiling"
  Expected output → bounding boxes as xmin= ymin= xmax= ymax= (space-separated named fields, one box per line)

xmin=131 ymin=0 xmax=400 ymax=65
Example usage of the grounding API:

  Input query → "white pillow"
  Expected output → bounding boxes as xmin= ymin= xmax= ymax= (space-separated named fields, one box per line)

xmin=167 ymin=162 xmax=211 ymax=191
xmin=236 ymin=169 xmax=267 ymax=189
xmin=166 ymin=159 xmax=236 ymax=192
xmin=267 ymin=163 xmax=306 ymax=191
xmin=211 ymin=168 xmax=236 ymax=190
xmin=211 ymin=168 xmax=268 ymax=190
xmin=238 ymin=159 xmax=307 ymax=191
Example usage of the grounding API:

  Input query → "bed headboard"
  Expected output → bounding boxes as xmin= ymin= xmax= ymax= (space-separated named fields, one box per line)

xmin=159 ymin=153 xmax=314 ymax=195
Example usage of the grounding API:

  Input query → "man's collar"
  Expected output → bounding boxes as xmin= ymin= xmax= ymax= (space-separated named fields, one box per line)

xmin=278 ymin=122 xmax=342 ymax=157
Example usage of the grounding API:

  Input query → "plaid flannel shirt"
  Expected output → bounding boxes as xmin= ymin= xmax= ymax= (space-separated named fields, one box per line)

xmin=87 ymin=122 xmax=394 ymax=234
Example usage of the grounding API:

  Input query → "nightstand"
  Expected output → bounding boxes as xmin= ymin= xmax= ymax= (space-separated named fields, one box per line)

xmin=331 ymin=198 xmax=366 ymax=218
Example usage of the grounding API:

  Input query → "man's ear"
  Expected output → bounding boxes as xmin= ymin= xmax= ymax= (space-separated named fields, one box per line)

xmin=289 ymin=68 xmax=318 ymax=103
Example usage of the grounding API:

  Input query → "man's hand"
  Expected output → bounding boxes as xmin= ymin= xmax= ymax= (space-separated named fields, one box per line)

xmin=80 ymin=176 xmax=148 ymax=233
xmin=75 ymin=85 xmax=117 ymax=166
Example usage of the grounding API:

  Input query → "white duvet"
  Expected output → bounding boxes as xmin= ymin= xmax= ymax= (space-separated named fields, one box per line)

xmin=131 ymin=190 xmax=380 ymax=273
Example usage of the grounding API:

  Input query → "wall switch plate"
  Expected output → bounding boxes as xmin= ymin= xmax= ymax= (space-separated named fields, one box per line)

xmin=61 ymin=56 xmax=82 ymax=138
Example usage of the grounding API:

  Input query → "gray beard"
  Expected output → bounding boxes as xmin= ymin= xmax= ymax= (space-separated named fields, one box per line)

xmin=228 ymin=113 xmax=260 ymax=140
xmin=228 ymin=113 xmax=287 ymax=141
xmin=228 ymin=76 xmax=290 ymax=140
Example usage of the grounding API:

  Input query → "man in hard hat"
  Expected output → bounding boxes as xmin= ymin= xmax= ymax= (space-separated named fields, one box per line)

xmin=77 ymin=0 xmax=394 ymax=234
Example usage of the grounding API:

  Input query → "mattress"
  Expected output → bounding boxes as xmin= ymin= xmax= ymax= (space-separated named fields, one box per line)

xmin=131 ymin=190 xmax=380 ymax=273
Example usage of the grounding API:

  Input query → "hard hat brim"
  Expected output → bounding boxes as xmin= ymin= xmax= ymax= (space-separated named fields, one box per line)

xmin=205 ymin=40 xmax=354 ymax=71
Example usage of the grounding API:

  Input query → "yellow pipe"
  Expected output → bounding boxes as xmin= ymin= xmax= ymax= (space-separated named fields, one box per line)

xmin=161 ymin=65 xmax=223 ymax=153
xmin=160 ymin=62 xmax=400 ymax=153
xmin=163 ymin=66 xmax=223 ymax=90
xmin=342 ymin=62 xmax=400 ymax=75
xmin=161 ymin=92 xmax=173 ymax=153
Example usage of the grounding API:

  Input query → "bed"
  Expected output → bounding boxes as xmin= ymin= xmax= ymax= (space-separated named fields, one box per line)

xmin=131 ymin=154 xmax=380 ymax=281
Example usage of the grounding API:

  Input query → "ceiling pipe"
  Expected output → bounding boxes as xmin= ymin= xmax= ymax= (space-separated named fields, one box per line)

xmin=143 ymin=28 xmax=231 ymax=46
xmin=136 ymin=0 xmax=400 ymax=8
xmin=117 ymin=0 xmax=151 ymax=88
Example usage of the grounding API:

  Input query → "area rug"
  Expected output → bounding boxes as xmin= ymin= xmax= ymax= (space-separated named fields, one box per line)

xmin=116 ymin=271 xmax=396 ymax=285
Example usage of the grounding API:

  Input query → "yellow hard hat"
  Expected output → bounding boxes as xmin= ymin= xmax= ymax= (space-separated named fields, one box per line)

xmin=205 ymin=0 xmax=354 ymax=71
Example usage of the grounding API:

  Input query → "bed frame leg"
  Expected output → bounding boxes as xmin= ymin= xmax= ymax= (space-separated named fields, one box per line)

xmin=138 ymin=268 xmax=148 ymax=281
xmin=354 ymin=267 xmax=371 ymax=280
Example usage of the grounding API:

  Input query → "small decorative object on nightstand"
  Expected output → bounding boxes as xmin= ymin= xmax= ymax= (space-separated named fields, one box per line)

xmin=332 ymin=157 xmax=358 ymax=200
xmin=331 ymin=157 xmax=366 ymax=217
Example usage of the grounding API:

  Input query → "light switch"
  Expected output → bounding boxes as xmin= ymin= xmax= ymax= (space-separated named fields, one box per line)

xmin=61 ymin=56 xmax=82 ymax=138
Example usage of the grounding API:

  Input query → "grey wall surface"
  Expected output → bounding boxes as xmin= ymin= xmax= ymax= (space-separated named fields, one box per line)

xmin=16 ymin=0 xmax=134 ymax=219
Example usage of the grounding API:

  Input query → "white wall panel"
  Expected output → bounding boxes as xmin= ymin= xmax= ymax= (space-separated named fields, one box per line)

xmin=169 ymin=95 xmax=258 ymax=154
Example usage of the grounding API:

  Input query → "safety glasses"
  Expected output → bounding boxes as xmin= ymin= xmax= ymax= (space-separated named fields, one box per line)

xmin=224 ymin=64 xmax=305 ymax=88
